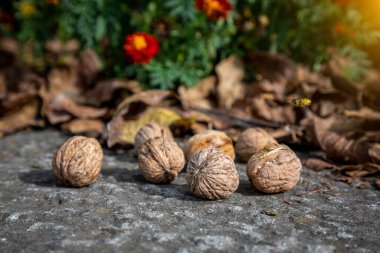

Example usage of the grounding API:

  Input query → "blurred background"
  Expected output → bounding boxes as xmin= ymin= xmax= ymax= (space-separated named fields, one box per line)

xmin=1 ymin=0 xmax=379 ymax=88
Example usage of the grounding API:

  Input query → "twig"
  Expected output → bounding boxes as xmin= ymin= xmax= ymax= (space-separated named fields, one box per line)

xmin=189 ymin=106 xmax=304 ymax=132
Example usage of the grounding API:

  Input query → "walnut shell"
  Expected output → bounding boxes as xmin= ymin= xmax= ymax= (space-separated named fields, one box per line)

xmin=138 ymin=137 xmax=185 ymax=184
xmin=235 ymin=128 xmax=277 ymax=162
xmin=135 ymin=122 xmax=174 ymax=152
xmin=184 ymin=130 xmax=235 ymax=161
xmin=186 ymin=147 xmax=239 ymax=200
xmin=246 ymin=143 xmax=301 ymax=193
xmin=52 ymin=136 xmax=103 ymax=187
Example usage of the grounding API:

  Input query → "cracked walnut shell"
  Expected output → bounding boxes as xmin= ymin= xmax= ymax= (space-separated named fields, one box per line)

xmin=138 ymin=137 xmax=185 ymax=184
xmin=135 ymin=122 xmax=174 ymax=152
xmin=246 ymin=143 xmax=301 ymax=193
xmin=184 ymin=130 xmax=235 ymax=160
xmin=52 ymin=136 xmax=103 ymax=187
xmin=186 ymin=147 xmax=239 ymax=200
xmin=235 ymin=128 xmax=277 ymax=162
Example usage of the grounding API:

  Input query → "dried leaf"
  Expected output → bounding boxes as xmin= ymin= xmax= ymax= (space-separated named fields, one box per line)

xmin=302 ymin=158 xmax=339 ymax=171
xmin=0 ymin=99 xmax=40 ymax=137
xmin=216 ymin=56 xmax=244 ymax=109
xmin=61 ymin=119 xmax=104 ymax=137
xmin=178 ymin=76 xmax=216 ymax=110
xmin=85 ymin=79 xmax=141 ymax=106
xmin=344 ymin=107 xmax=380 ymax=122
xmin=250 ymin=96 xmax=296 ymax=124
xmin=341 ymin=163 xmax=380 ymax=177
xmin=107 ymin=106 xmax=181 ymax=148
xmin=113 ymin=90 xmax=171 ymax=117
xmin=79 ymin=49 xmax=101 ymax=87
xmin=312 ymin=116 xmax=380 ymax=164
xmin=249 ymin=52 xmax=297 ymax=83
xmin=43 ymin=94 xmax=107 ymax=125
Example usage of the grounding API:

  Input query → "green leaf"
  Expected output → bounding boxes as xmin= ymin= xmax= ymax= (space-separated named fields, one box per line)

xmin=95 ymin=16 xmax=106 ymax=41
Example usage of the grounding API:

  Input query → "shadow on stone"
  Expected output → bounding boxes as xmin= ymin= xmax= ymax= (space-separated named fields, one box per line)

xmin=236 ymin=179 xmax=265 ymax=196
xmin=19 ymin=169 xmax=57 ymax=187
xmin=101 ymin=168 xmax=145 ymax=183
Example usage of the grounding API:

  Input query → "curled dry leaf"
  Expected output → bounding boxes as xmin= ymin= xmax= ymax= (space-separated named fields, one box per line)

xmin=85 ymin=79 xmax=141 ymax=106
xmin=0 ymin=99 xmax=40 ymax=138
xmin=108 ymin=107 xmax=181 ymax=148
xmin=61 ymin=119 xmax=104 ymax=137
xmin=107 ymin=90 xmax=179 ymax=148
xmin=249 ymin=52 xmax=297 ymax=83
xmin=216 ymin=55 xmax=244 ymax=110
xmin=250 ymin=96 xmax=296 ymax=124
xmin=344 ymin=107 xmax=380 ymax=122
xmin=302 ymin=158 xmax=339 ymax=171
xmin=312 ymin=117 xmax=380 ymax=164
xmin=79 ymin=49 xmax=101 ymax=87
xmin=42 ymin=93 xmax=107 ymax=125
xmin=178 ymin=76 xmax=216 ymax=110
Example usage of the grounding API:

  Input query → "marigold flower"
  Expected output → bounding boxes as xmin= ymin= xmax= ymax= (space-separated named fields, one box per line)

xmin=332 ymin=22 xmax=356 ymax=38
xmin=195 ymin=0 xmax=232 ymax=20
xmin=20 ymin=2 xmax=37 ymax=17
xmin=123 ymin=32 xmax=159 ymax=64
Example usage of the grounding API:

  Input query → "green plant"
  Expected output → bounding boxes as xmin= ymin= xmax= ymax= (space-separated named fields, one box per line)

xmin=8 ymin=0 xmax=380 ymax=88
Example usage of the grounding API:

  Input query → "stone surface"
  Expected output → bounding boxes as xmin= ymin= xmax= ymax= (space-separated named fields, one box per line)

xmin=0 ymin=130 xmax=379 ymax=253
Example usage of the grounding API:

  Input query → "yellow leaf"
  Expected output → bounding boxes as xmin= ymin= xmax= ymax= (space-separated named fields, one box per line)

xmin=107 ymin=107 xmax=181 ymax=147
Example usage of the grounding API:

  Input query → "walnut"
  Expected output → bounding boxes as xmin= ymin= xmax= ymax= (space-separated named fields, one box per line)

xmin=52 ymin=136 xmax=103 ymax=187
xmin=184 ymin=130 xmax=235 ymax=160
xmin=138 ymin=137 xmax=185 ymax=184
xmin=235 ymin=128 xmax=277 ymax=162
xmin=246 ymin=143 xmax=302 ymax=193
xmin=135 ymin=122 xmax=174 ymax=152
xmin=186 ymin=147 xmax=239 ymax=200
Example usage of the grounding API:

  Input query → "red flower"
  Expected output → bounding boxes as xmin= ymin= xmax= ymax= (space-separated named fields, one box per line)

xmin=0 ymin=12 xmax=15 ymax=30
xmin=123 ymin=32 xmax=159 ymax=64
xmin=195 ymin=0 xmax=232 ymax=20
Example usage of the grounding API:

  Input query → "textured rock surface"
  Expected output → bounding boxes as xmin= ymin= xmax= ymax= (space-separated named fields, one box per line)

xmin=0 ymin=130 xmax=379 ymax=253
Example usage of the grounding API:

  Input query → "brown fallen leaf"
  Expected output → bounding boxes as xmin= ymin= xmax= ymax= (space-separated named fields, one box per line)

xmin=344 ymin=107 xmax=380 ymax=122
xmin=216 ymin=55 xmax=244 ymax=109
xmin=256 ymin=80 xmax=286 ymax=98
xmin=340 ymin=163 xmax=380 ymax=178
xmin=78 ymin=49 xmax=101 ymax=87
xmin=107 ymin=106 xmax=181 ymax=148
xmin=0 ymin=99 xmax=40 ymax=137
xmin=312 ymin=116 xmax=380 ymax=164
xmin=249 ymin=52 xmax=297 ymax=83
xmin=107 ymin=90 xmax=175 ymax=148
xmin=323 ymin=51 xmax=359 ymax=97
xmin=250 ymin=96 xmax=296 ymax=124
xmin=302 ymin=158 xmax=339 ymax=171
xmin=42 ymin=93 xmax=107 ymax=125
xmin=85 ymin=79 xmax=141 ymax=107
xmin=61 ymin=119 xmax=104 ymax=137
xmin=113 ymin=90 xmax=172 ymax=117
xmin=178 ymin=76 xmax=216 ymax=110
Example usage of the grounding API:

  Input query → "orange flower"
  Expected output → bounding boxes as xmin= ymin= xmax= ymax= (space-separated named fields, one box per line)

xmin=332 ymin=22 xmax=356 ymax=38
xmin=195 ymin=0 xmax=232 ymax=20
xmin=333 ymin=23 xmax=347 ymax=34
xmin=123 ymin=32 xmax=159 ymax=64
